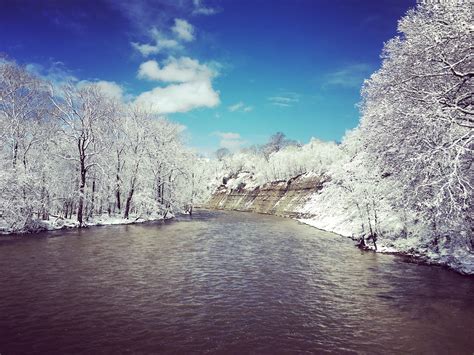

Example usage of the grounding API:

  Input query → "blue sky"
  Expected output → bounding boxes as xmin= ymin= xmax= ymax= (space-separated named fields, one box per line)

xmin=1 ymin=0 xmax=415 ymax=154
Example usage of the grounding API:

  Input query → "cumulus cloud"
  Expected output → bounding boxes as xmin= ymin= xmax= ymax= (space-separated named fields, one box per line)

xmin=134 ymin=80 xmax=219 ymax=114
xmin=93 ymin=81 xmax=124 ymax=99
xmin=214 ymin=131 xmax=246 ymax=151
xmin=137 ymin=57 xmax=214 ymax=82
xmin=135 ymin=55 xmax=220 ymax=114
xmin=228 ymin=101 xmax=253 ymax=112
xmin=132 ymin=16 xmax=221 ymax=114
xmin=172 ymin=19 xmax=194 ymax=42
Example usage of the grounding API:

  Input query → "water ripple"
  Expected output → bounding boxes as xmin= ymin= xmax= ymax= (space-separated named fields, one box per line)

xmin=0 ymin=210 xmax=473 ymax=354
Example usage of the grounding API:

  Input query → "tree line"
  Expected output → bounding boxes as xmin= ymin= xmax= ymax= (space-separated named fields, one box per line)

xmin=0 ymin=58 xmax=210 ymax=232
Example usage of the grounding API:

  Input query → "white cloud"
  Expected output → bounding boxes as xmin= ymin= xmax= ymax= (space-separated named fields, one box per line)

xmin=25 ymin=62 xmax=77 ymax=88
xmin=26 ymin=62 xmax=128 ymax=101
xmin=77 ymin=80 xmax=126 ymax=100
xmin=214 ymin=131 xmax=245 ymax=151
xmin=132 ymin=27 xmax=182 ymax=57
xmin=269 ymin=96 xmax=296 ymax=103
xmin=131 ymin=43 xmax=160 ymax=57
xmin=268 ymin=94 xmax=299 ymax=107
xmin=175 ymin=123 xmax=187 ymax=133
xmin=172 ymin=19 xmax=194 ymax=42
xmin=135 ymin=56 xmax=220 ymax=114
xmin=93 ymin=81 xmax=125 ymax=100
xmin=150 ymin=27 xmax=181 ymax=47
xmin=193 ymin=0 xmax=218 ymax=15
xmin=271 ymin=102 xmax=291 ymax=107
xmin=228 ymin=101 xmax=253 ymax=112
xmin=324 ymin=63 xmax=372 ymax=88
xmin=215 ymin=132 xmax=240 ymax=140
xmin=137 ymin=57 xmax=215 ymax=82
xmin=228 ymin=102 xmax=244 ymax=112
xmin=132 ymin=17 xmax=220 ymax=115
xmin=221 ymin=139 xmax=244 ymax=151
xmin=134 ymin=80 xmax=219 ymax=114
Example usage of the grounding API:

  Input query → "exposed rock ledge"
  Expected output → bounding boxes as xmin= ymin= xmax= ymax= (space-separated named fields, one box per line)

xmin=205 ymin=172 xmax=325 ymax=218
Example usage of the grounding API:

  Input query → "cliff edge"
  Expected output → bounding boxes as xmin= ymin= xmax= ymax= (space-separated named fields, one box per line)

xmin=205 ymin=171 xmax=326 ymax=218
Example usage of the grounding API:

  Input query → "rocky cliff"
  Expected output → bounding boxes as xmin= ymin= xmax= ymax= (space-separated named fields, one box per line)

xmin=205 ymin=172 xmax=326 ymax=218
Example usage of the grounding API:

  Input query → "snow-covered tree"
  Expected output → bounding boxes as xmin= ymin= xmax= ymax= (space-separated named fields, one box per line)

xmin=359 ymin=2 xmax=473 ymax=247
xmin=50 ymin=83 xmax=117 ymax=226
xmin=0 ymin=59 xmax=53 ymax=230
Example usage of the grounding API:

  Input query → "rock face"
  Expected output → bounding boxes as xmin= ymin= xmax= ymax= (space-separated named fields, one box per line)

xmin=205 ymin=172 xmax=326 ymax=218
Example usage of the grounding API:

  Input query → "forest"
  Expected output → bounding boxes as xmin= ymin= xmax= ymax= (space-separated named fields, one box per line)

xmin=0 ymin=62 xmax=214 ymax=232
xmin=0 ymin=2 xmax=472 ymax=270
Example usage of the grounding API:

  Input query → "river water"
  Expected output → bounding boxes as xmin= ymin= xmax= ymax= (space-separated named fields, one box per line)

xmin=0 ymin=210 xmax=473 ymax=354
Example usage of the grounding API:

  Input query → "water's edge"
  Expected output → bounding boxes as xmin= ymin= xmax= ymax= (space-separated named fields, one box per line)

xmin=203 ymin=203 xmax=474 ymax=277
xmin=0 ymin=214 xmax=175 ymax=237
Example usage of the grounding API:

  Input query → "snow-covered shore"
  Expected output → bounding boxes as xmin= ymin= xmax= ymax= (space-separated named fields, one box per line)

xmin=294 ymin=181 xmax=474 ymax=275
xmin=0 ymin=213 xmax=175 ymax=236
xmin=297 ymin=217 xmax=474 ymax=276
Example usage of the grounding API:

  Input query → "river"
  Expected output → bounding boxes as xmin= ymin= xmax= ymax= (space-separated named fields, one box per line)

xmin=0 ymin=210 xmax=473 ymax=354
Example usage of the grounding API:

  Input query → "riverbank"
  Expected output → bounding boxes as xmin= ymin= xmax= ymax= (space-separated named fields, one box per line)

xmin=297 ymin=217 xmax=474 ymax=276
xmin=205 ymin=172 xmax=474 ymax=275
xmin=0 ymin=213 xmax=175 ymax=236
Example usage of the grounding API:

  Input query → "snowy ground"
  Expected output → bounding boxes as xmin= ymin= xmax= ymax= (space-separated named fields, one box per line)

xmin=0 ymin=213 xmax=175 ymax=235
xmin=297 ymin=204 xmax=474 ymax=275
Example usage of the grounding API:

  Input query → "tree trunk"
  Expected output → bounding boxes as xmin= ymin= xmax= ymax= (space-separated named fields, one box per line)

xmin=89 ymin=176 xmax=96 ymax=219
xmin=115 ymin=151 xmax=122 ymax=213
xmin=115 ymin=185 xmax=121 ymax=213
xmin=40 ymin=174 xmax=48 ymax=220
xmin=160 ymin=183 xmax=164 ymax=205
xmin=115 ymin=170 xmax=121 ymax=213
xmin=124 ymin=188 xmax=134 ymax=219
xmin=77 ymin=159 xmax=86 ymax=226
xmin=156 ymin=176 xmax=161 ymax=202
xmin=13 ymin=141 xmax=18 ymax=168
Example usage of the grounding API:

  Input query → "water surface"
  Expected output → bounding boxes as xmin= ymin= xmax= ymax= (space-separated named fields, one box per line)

xmin=0 ymin=210 xmax=473 ymax=354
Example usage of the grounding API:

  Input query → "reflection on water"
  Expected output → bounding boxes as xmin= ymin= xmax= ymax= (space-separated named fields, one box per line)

xmin=0 ymin=210 xmax=473 ymax=354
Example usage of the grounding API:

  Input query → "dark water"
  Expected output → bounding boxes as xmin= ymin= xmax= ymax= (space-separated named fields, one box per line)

xmin=0 ymin=210 xmax=473 ymax=354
